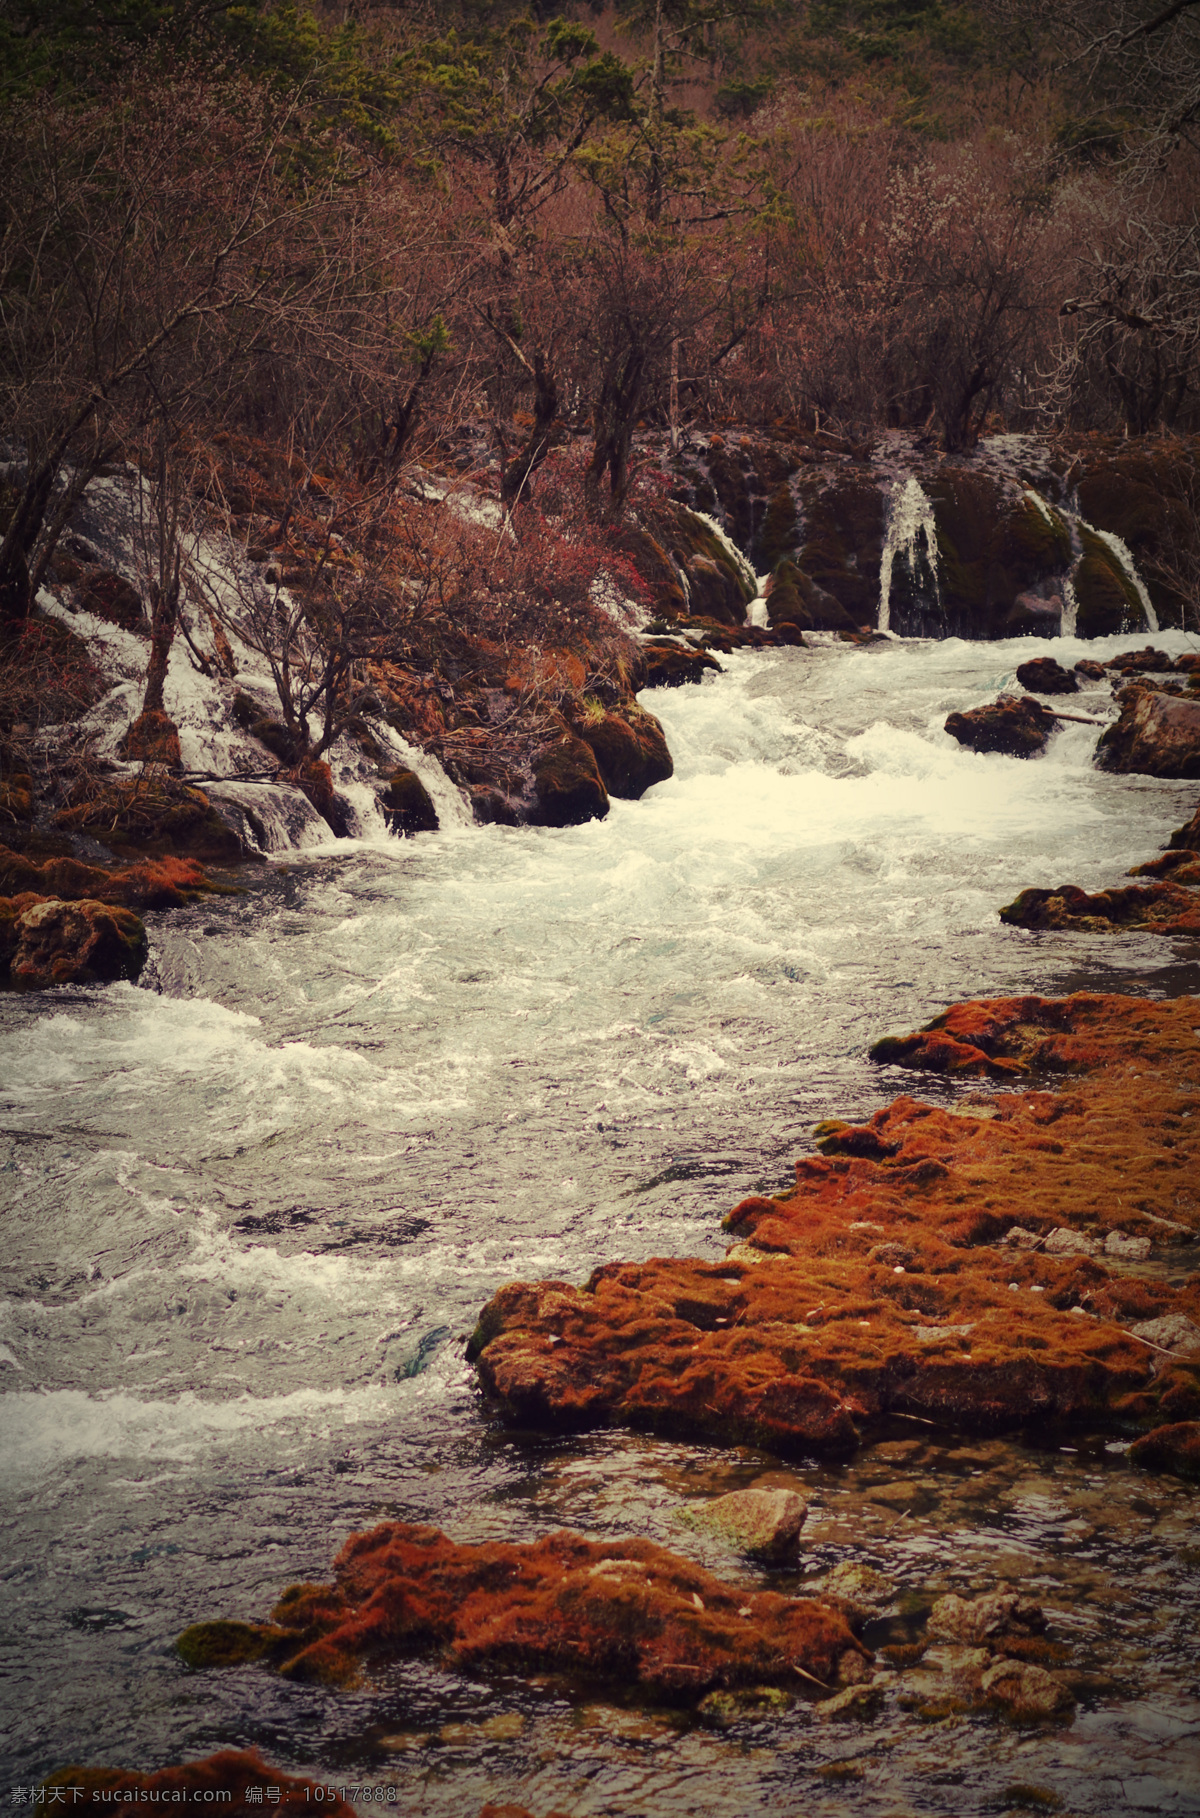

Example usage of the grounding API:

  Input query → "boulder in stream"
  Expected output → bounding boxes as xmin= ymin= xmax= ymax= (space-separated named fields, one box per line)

xmin=944 ymin=695 xmax=1054 ymax=757
xmin=5 ymin=895 xmax=147 ymax=987
xmin=681 ymin=1486 xmax=810 ymax=1562
xmin=528 ymin=735 xmax=609 ymax=826
xmin=1128 ymin=1420 xmax=1200 ymax=1480
xmin=998 ymin=881 xmax=1200 ymax=937
xmin=1094 ymin=688 xmax=1200 ymax=778
xmin=1015 ymin=656 xmax=1078 ymax=695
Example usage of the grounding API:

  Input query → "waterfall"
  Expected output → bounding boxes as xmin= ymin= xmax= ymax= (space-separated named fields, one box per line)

xmin=879 ymin=477 xmax=941 ymax=636
xmin=1090 ymin=526 xmax=1159 ymax=632
xmin=689 ymin=507 xmax=762 ymax=599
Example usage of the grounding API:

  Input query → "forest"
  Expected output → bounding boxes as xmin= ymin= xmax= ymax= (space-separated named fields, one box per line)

xmin=2 ymin=0 xmax=1199 ymax=810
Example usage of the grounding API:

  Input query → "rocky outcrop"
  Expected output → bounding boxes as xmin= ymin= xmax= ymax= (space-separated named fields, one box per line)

xmin=2 ymin=895 xmax=147 ymax=987
xmin=574 ymin=702 xmax=673 ymax=798
xmin=0 ymin=844 xmax=221 ymax=908
xmin=468 ymin=995 xmax=1200 ymax=1457
xmin=944 ymin=696 xmax=1054 ymax=757
xmin=175 ymin=1520 xmax=862 ymax=1699
xmin=528 ymin=736 xmax=609 ymax=827
xmin=1094 ymin=687 xmax=1200 ymax=778
xmin=641 ymin=639 xmax=724 ymax=688
xmin=54 ymin=774 xmax=245 ymax=859
xmin=379 ymin=766 xmax=439 ymax=834
xmin=1015 ymin=656 xmax=1077 ymax=695
xmin=1128 ymin=1421 xmax=1200 ymax=1480
xmin=998 ymin=881 xmax=1200 ymax=936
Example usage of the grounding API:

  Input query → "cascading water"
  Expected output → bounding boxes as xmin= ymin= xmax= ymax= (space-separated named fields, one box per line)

xmin=877 ymin=477 xmax=943 ymax=636
xmin=3 ymin=626 xmax=1200 ymax=1812
xmin=1090 ymin=525 xmax=1160 ymax=632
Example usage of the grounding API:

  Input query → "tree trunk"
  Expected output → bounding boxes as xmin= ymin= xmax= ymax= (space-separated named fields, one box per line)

xmin=500 ymin=351 xmax=559 ymax=506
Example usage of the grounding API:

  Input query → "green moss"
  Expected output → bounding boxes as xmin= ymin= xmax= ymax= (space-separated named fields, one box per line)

xmin=379 ymin=767 xmax=438 ymax=835
xmin=1073 ymin=527 xmax=1146 ymax=638
xmin=175 ymin=1619 xmax=277 ymax=1670
xmin=755 ymin=484 xmax=801 ymax=572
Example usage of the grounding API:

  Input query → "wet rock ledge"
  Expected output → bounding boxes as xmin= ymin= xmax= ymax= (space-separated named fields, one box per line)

xmin=469 ymin=993 xmax=1200 ymax=1464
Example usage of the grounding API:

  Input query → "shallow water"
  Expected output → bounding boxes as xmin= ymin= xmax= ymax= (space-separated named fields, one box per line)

xmin=2 ymin=630 xmax=1199 ymax=1809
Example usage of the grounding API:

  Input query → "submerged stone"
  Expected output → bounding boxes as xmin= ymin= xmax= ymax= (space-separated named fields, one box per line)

xmin=682 ymin=1486 xmax=810 ymax=1562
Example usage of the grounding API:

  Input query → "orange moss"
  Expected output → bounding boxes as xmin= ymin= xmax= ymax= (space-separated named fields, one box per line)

xmin=44 ymin=1750 xmax=353 ymax=1815
xmin=175 ymin=1522 xmax=862 ymax=1699
xmin=469 ymin=995 xmax=1200 ymax=1455
xmin=0 ymin=843 xmax=226 ymax=907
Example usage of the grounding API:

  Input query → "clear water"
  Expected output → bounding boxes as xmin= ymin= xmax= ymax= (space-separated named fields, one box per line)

xmin=2 ymin=631 xmax=1199 ymax=1811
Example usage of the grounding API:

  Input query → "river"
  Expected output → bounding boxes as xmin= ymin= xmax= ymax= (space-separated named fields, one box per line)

xmin=2 ymin=629 xmax=1199 ymax=1813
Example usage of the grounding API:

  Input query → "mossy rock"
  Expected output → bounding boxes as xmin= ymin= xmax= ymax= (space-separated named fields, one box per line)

xmin=54 ymin=778 xmax=244 ymax=860
xmin=1076 ymin=441 xmax=1195 ymax=626
xmin=768 ymin=559 xmax=856 ymax=632
xmin=659 ymin=507 xmax=755 ymax=626
xmin=754 ymin=483 xmax=801 ymax=573
xmin=379 ymin=767 xmax=438 ymax=835
xmin=924 ymin=470 xmax=1007 ymax=634
xmin=117 ymin=709 xmax=182 ymax=767
xmin=1072 ymin=527 xmax=1147 ymax=638
xmin=794 ymin=478 xmax=886 ymax=623
xmin=576 ymin=704 xmax=673 ymax=799
xmin=8 ymin=896 xmax=148 ymax=988
xmin=529 ymin=736 xmax=609 ymax=827
xmin=176 ymin=1619 xmax=281 ymax=1669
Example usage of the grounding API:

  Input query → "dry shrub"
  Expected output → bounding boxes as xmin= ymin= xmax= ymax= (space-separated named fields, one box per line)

xmin=0 ymin=617 xmax=105 ymax=741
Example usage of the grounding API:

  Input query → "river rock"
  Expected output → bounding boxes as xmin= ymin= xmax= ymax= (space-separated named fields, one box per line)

xmin=1094 ymin=688 xmax=1200 ymax=778
xmin=1105 ymin=645 xmax=1176 ymax=673
xmin=1128 ymin=1314 xmax=1200 ymax=1354
xmin=8 ymin=896 xmax=147 ymax=987
xmin=1015 ymin=657 xmax=1078 ymax=695
xmin=0 ymin=843 xmax=217 ymax=909
xmin=683 ymin=1486 xmax=810 ymax=1562
xmin=641 ymin=639 xmax=723 ymax=687
xmin=980 ymin=1656 xmax=1074 ymax=1719
xmin=1074 ymin=658 xmax=1108 ymax=680
xmin=927 ymin=1592 xmax=1047 ymax=1647
xmin=379 ymin=766 xmax=438 ymax=835
xmin=944 ymin=695 xmax=1053 ymax=758
xmin=176 ymin=1521 xmax=864 ymax=1697
xmin=998 ymin=881 xmax=1200 ymax=937
xmin=1043 ymin=1228 xmax=1101 ymax=1257
xmin=528 ymin=736 xmax=609 ymax=826
xmin=1004 ymin=593 xmax=1062 ymax=637
xmin=1128 ymin=1420 xmax=1200 ymax=1480
xmin=44 ymin=1751 xmax=356 ymax=1815
xmin=1167 ymin=802 xmax=1200 ymax=850
xmin=1105 ymin=1231 xmax=1152 ymax=1261
xmin=575 ymin=703 xmax=673 ymax=798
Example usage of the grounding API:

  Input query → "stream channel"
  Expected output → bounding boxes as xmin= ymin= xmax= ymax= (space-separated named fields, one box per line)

xmin=2 ymin=629 xmax=1199 ymax=1814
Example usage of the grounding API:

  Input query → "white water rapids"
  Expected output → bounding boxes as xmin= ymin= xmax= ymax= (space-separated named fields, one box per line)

xmin=2 ymin=630 xmax=1199 ymax=1811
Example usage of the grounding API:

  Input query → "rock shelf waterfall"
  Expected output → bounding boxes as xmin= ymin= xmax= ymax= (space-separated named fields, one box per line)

xmin=878 ymin=477 xmax=942 ymax=637
xmin=3 ymin=631 xmax=1199 ymax=1814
